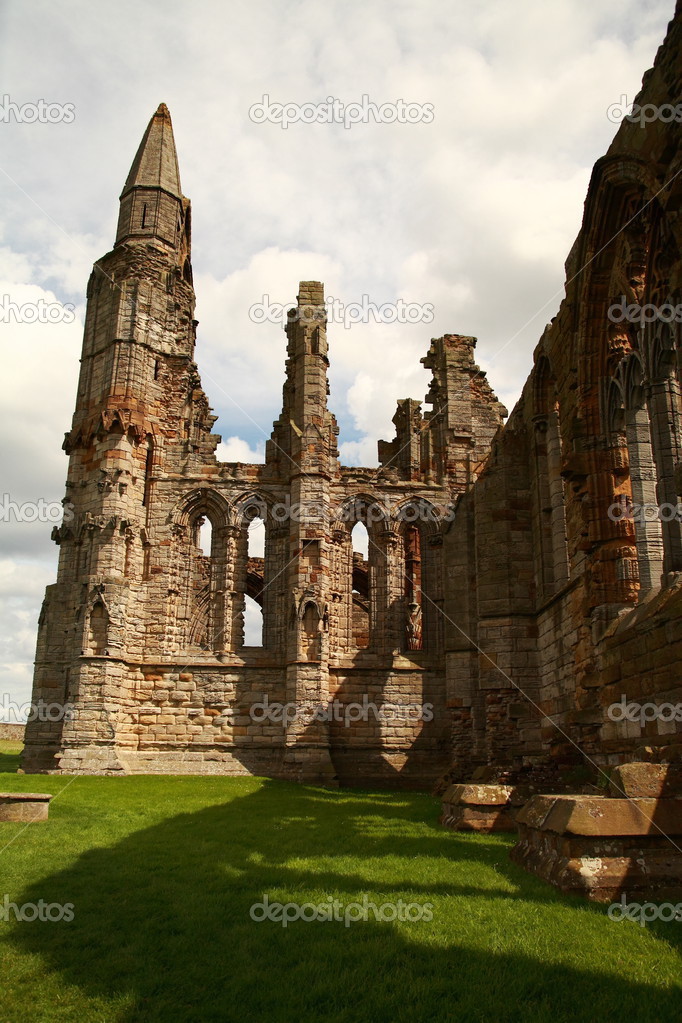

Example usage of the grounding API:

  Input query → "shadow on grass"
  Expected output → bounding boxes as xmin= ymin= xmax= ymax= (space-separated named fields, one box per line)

xmin=7 ymin=780 xmax=682 ymax=1023
xmin=0 ymin=745 xmax=22 ymax=775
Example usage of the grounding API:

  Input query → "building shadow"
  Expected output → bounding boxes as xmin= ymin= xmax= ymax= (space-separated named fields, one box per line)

xmin=6 ymin=780 xmax=681 ymax=1022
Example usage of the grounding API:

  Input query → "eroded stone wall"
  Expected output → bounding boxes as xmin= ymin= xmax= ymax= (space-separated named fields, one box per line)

xmin=444 ymin=2 xmax=682 ymax=778
xmin=24 ymin=5 xmax=682 ymax=787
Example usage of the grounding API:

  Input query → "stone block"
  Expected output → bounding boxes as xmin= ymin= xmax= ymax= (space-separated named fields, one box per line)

xmin=512 ymin=790 xmax=682 ymax=902
xmin=510 ymin=826 xmax=682 ymax=902
xmin=0 ymin=792 xmax=53 ymax=822
xmin=608 ymin=762 xmax=682 ymax=799
xmin=441 ymin=782 xmax=516 ymax=832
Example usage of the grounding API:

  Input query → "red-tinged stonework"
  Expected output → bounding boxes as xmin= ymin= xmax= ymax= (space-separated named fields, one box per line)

xmin=22 ymin=3 xmax=682 ymax=796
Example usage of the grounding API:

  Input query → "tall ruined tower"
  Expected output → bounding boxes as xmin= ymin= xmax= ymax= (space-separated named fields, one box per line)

xmin=23 ymin=104 xmax=210 ymax=772
xmin=268 ymin=285 xmax=340 ymax=781
xmin=23 ymin=103 xmax=507 ymax=785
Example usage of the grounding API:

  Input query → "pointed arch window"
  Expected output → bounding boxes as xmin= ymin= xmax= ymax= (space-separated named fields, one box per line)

xmin=351 ymin=522 xmax=370 ymax=649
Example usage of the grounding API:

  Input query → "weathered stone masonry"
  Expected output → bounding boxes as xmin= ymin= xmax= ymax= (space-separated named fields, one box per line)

xmin=444 ymin=2 xmax=682 ymax=778
xmin=22 ymin=104 xmax=506 ymax=785
xmin=23 ymin=2 xmax=682 ymax=787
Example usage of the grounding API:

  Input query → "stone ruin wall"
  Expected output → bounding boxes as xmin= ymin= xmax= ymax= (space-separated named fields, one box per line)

xmin=445 ymin=4 xmax=682 ymax=780
xmin=21 ymin=3 xmax=682 ymax=788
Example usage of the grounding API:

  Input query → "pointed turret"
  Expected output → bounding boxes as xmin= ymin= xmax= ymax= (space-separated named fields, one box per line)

xmin=115 ymin=103 xmax=189 ymax=253
xmin=122 ymin=102 xmax=182 ymax=198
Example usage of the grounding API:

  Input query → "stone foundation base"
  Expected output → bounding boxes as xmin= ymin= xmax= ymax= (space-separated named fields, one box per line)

xmin=440 ymin=783 xmax=517 ymax=831
xmin=510 ymin=794 xmax=682 ymax=901
xmin=19 ymin=745 xmax=60 ymax=774
xmin=22 ymin=740 xmax=442 ymax=788
xmin=282 ymin=745 xmax=339 ymax=786
xmin=51 ymin=744 xmax=284 ymax=777
xmin=332 ymin=748 xmax=450 ymax=790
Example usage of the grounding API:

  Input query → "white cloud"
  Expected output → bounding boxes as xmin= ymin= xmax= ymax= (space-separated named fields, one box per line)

xmin=0 ymin=559 xmax=54 ymax=715
xmin=247 ymin=518 xmax=265 ymax=559
xmin=243 ymin=597 xmax=264 ymax=646
xmin=351 ymin=522 xmax=369 ymax=559
xmin=194 ymin=247 xmax=344 ymax=444
xmin=339 ymin=437 xmax=380 ymax=469
xmin=0 ymin=273 xmax=82 ymax=559
xmin=216 ymin=437 xmax=266 ymax=464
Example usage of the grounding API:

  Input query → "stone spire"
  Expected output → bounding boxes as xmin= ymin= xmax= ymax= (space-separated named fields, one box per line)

xmin=115 ymin=103 xmax=187 ymax=250
xmin=121 ymin=103 xmax=182 ymax=199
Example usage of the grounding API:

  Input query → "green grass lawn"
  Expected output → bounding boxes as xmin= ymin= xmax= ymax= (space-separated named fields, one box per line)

xmin=0 ymin=740 xmax=680 ymax=1022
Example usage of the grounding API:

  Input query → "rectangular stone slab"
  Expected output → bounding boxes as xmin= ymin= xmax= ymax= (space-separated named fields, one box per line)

xmin=516 ymin=794 xmax=682 ymax=836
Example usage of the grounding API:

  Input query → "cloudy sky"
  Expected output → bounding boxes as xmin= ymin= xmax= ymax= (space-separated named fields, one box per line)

xmin=0 ymin=0 xmax=675 ymax=713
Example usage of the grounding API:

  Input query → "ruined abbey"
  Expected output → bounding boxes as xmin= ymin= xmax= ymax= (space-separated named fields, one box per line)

xmin=23 ymin=5 xmax=682 ymax=794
